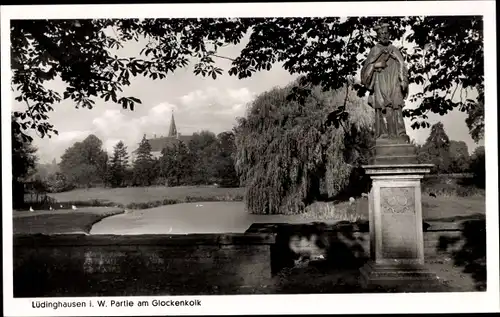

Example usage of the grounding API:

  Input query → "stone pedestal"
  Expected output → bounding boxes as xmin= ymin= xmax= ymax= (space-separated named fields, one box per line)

xmin=371 ymin=142 xmax=418 ymax=165
xmin=360 ymin=162 xmax=444 ymax=292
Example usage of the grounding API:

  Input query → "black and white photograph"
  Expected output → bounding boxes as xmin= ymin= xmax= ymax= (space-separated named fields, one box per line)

xmin=2 ymin=1 xmax=499 ymax=316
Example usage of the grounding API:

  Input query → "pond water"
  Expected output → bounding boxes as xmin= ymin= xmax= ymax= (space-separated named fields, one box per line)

xmin=89 ymin=201 xmax=314 ymax=235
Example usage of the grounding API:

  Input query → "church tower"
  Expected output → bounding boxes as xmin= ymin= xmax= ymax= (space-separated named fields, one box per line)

xmin=168 ymin=110 xmax=178 ymax=138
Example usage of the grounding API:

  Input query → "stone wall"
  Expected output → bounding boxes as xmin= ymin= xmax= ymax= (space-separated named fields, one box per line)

xmin=13 ymin=225 xmax=467 ymax=297
xmin=13 ymin=233 xmax=275 ymax=298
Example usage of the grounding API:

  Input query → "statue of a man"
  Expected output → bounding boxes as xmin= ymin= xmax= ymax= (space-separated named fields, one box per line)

xmin=361 ymin=23 xmax=410 ymax=143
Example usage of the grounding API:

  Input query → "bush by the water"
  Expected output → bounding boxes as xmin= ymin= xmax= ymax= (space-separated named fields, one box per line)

xmin=125 ymin=194 xmax=244 ymax=209
xmin=21 ymin=194 xmax=58 ymax=211
xmin=125 ymin=199 xmax=179 ymax=210
xmin=184 ymin=194 xmax=244 ymax=203
xmin=300 ymin=200 xmax=367 ymax=222
xmin=19 ymin=179 xmax=58 ymax=210
xmin=45 ymin=172 xmax=76 ymax=193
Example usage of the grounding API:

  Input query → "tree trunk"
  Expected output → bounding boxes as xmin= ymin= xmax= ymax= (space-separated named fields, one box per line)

xmin=13 ymin=180 xmax=25 ymax=209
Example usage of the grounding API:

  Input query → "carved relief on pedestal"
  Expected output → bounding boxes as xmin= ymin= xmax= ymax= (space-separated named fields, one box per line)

xmin=380 ymin=187 xmax=415 ymax=214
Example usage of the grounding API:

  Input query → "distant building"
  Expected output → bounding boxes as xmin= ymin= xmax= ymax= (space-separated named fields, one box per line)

xmin=146 ymin=111 xmax=193 ymax=158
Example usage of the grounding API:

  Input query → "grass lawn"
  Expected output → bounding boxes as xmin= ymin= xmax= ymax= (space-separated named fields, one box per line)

xmin=421 ymin=195 xmax=485 ymax=221
xmin=47 ymin=186 xmax=245 ymax=209
xmin=13 ymin=207 xmax=124 ymax=235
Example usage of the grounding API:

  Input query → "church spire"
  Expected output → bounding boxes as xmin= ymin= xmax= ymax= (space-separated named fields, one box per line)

xmin=168 ymin=109 xmax=178 ymax=137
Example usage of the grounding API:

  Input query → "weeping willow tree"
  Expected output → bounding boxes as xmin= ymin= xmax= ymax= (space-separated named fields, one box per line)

xmin=234 ymin=79 xmax=375 ymax=215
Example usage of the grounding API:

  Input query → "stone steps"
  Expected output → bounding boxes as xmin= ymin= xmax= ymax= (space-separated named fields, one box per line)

xmin=375 ymin=144 xmax=417 ymax=157
xmin=373 ymin=155 xmax=418 ymax=165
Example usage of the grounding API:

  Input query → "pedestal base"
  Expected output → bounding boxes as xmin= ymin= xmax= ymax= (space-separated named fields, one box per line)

xmin=372 ymin=141 xmax=418 ymax=165
xmin=360 ymin=261 xmax=447 ymax=292
xmin=360 ymin=163 xmax=445 ymax=292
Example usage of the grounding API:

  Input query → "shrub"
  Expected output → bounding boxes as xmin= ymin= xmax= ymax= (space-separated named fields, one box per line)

xmin=125 ymin=199 xmax=178 ymax=210
xmin=45 ymin=172 xmax=76 ymax=193
xmin=184 ymin=194 xmax=244 ymax=203
xmin=300 ymin=201 xmax=366 ymax=222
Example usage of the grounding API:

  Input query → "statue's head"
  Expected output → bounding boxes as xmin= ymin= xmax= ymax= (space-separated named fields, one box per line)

xmin=374 ymin=23 xmax=391 ymax=45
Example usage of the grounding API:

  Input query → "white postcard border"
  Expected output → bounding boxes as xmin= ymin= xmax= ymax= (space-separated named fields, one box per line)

xmin=2 ymin=1 xmax=498 ymax=316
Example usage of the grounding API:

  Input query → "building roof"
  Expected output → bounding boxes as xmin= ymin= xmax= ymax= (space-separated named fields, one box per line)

xmin=139 ymin=110 xmax=194 ymax=153
xmin=148 ymin=135 xmax=193 ymax=153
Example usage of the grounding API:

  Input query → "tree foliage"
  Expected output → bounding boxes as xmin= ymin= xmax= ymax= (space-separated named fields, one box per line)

xmin=214 ymin=131 xmax=240 ymax=187
xmin=11 ymin=16 xmax=483 ymax=142
xmin=188 ymin=131 xmax=219 ymax=185
xmin=465 ymin=85 xmax=485 ymax=143
xmin=49 ymin=130 xmax=239 ymax=189
xmin=12 ymin=115 xmax=39 ymax=209
xmin=416 ymin=122 xmax=451 ymax=173
xmin=469 ymin=145 xmax=485 ymax=188
xmin=416 ymin=122 xmax=475 ymax=174
xmin=448 ymin=140 xmax=470 ymax=173
xmin=12 ymin=116 xmax=38 ymax=183
xmin=132 ymin=135 xmax=156 ymax=186
xmin=108 ymin=140 xmax=130 ymax=187
xmin=234 ymin=80 xmax=374 ymax=214
xmin=159 ymin=141 xmax=193 ymax=186
xmin=59 ymin=134 xmax=107 ymax=187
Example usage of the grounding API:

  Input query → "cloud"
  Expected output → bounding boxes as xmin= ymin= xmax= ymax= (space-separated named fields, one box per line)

xmin=103 ymin=138 xmax=122 ymax=153
xmin=54 ymin=130 xmax=92 ymax=143
xmin=150 ymin=102 xmax=178 ymax=116
xmin=227 ymin=88 xmax=255 ymax=104
xmin=171 ymin=87 xmax=256 ymax=133
xmin=146 ymin=103 xmax=179 ymax=126
xmin=179 ymin=89 xmax=208 ymax=107
xmin=32 ymin=129 xmax=92 ymax=163
xmin=178 ymin=87 xmax=255 ymax=113
xmin=74 ymin=87 xmax=257 ymax=158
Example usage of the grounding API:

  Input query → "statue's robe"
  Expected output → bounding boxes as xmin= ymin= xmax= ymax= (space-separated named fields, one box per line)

xmin=361 ymin=43 xmax=410 ymax=140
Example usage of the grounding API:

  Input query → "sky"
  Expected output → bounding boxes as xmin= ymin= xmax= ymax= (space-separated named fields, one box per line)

xmin=12 ymin=25 xmax=483 ymax=164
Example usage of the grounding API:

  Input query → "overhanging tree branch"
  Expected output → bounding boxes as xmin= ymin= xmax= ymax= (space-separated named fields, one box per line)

xmin=212 ymin=54 xmax=236 ymax=62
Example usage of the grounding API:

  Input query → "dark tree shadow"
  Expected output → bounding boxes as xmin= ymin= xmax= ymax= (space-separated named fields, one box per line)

xmin=248 ymin=220 xmax=431 ymax=277
xmin=262 ymin=221 xmax=371 ymax=294
xmin=13 ymin=243 xmax=91 ymax=297
xmin=265 ymin=222 xmax=369 ymax=276
xmin=426 ymin=213 xmax=485 ymax=223
xmin=255 ymin=220 xmax=441 ymax=294
xmin=437 ymin=219 xmax=486 ymax=291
